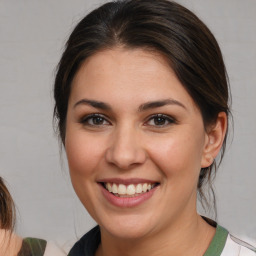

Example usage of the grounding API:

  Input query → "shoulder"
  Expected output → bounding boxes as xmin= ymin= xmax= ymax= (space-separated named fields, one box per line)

xmin=221 ymin=233 xmax=256 ymax=256
xmin=18 ymin=237 xmax=47 ymax=256
xmin=203 ymin=222 xmax=255 ymax=256
xmin=44 ymin=240 xmax=69 ymax=256
xmin=18 ymin=237 xmax=68 ymax=256
xmin=68 ymin=226 xmax=100 ymax=256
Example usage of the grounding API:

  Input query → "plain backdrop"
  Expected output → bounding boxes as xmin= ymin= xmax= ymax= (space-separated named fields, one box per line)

xmin=0 ymin=0 xmax=255 ymax=246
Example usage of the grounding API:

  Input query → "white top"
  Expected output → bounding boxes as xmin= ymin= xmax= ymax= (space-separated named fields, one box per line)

xmin=44 ymin=241 xmax=71 ymax=256
xmin=221 ymin=234 xmax=256 ymax=256
xmin=202 ymin=224 xmax=255 ymax=256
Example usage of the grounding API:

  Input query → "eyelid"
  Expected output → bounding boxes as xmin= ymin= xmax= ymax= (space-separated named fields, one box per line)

xmin=80 ymin=113 xmax=111 ymax=126
xmin=144 ymin=114 xmax=176 ymax=127
xmin=79 ymin=113 xmax=176 ymax=127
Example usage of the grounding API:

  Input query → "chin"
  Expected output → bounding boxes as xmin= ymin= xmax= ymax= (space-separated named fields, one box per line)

xmin=98 ymin=214 xmax=156 ymax=240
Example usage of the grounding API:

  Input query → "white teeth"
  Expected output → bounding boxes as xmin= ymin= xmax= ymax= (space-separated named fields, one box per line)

xmin=136 ymin=184 xmax=142 ymax=193
xmin=118 ymin=184 xmax=126 ymax=195
xmin=106 ymin=183 xmax=112 ymax=193
xmin=126 ymin=184 xmax=136 ymax=195
xmin=112 ymin=183 xmax=118 ymax=193
xmin=142 ymin=183 xmax=148 ymax=192
xmin=104 ymin=182 xmax=157 ymax=196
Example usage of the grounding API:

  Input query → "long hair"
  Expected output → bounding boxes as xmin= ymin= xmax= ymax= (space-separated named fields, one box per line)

xmin=0 ymin=178 xmax=15 ymax=230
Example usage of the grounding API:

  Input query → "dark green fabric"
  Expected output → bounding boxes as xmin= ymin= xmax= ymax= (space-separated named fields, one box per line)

xmin=17 ymin=237 xmax=47 ymax=256
xmin=203 ymin=225 xmax=229 ymax=256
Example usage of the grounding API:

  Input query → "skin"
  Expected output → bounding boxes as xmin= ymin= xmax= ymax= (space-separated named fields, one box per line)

xmin=65 ymin=48 xmax=227 ymax=256
xmin=0 ymin=230 xmax=22 ymax=256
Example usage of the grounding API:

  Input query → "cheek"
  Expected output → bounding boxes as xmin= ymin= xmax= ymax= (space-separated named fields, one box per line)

xmin=65 ymin=129 xmax=104 ymax=179
xmin=64 ymin=129 xmax=105 ymax=214
xmin=147 ymin=131 xmax=205 ymax=181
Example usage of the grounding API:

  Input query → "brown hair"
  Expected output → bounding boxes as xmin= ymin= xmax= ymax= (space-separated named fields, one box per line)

xmin=0 ymin=178 xmax=15 ymax=230
xmin=53 ymin=0 xmax=231 ymax=214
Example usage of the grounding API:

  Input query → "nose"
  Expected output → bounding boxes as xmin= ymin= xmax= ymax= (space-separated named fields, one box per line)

xmin=105 ymin=125 xmax=147 ymax=170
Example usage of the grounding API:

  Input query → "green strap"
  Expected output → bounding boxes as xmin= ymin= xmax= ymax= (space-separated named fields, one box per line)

xmin=204 ymin=225 xmax=229 ymax=256
xmin=18 ymin=237 xmax=47 ymax=256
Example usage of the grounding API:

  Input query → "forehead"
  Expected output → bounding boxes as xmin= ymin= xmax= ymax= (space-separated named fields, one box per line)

xmin=70 ymin=48 xmax=198 ymax=113
xmin=73 ymin=47 xmax=172 ymax=85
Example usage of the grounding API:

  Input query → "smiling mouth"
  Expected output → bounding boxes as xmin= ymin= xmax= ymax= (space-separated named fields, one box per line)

xmin=101 ymin=182 xmax=160 ymax=198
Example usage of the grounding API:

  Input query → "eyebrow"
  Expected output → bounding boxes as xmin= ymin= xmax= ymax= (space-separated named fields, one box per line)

xmin=138 ymin=99 xmax=186 ymax=112
xmin=73 ymin=98 xmax=186 ymax=111
xmin=73 ymin=99 xmax=111 ymax=110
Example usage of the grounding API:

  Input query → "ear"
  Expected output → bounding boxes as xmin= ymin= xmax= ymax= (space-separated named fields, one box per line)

xmin=201 ymin=112 xmax=228 ymax=168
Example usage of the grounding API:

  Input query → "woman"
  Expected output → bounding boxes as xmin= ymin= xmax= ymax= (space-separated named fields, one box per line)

xmin=53 ymin=0 xmax=256 ymax=255
xmin=0 ymin=177 xmax=22 ymax=255
xmin=0 ymin=177 xmax=48 ymax=256
xmin=0 ymin=178 xmax=67 ymax=255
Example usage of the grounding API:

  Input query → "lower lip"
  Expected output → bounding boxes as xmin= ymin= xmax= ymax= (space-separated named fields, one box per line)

xmin=99 ymin=184 xmax=158 ymax=208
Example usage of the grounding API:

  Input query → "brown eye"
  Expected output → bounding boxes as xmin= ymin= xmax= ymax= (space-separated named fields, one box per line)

xmin=91 ymin=116 xmax=105 ymax=125
xmin=81 ymin=114 xmax=111 ymax=126
xmin=146 ymin=114 xmax=175 ymax=127
xmin=153 ymin=116 xmax=167 ymax=126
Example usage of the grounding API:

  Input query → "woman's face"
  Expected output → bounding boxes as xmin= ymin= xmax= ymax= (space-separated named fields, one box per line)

xmin=65 ymin=48 xmax=211 ymax=239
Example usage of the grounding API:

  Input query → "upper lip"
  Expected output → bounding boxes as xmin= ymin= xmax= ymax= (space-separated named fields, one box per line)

xmin=97 ymin=178 xmax=159 ymax=185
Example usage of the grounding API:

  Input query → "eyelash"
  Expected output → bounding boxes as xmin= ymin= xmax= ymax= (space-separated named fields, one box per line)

xmin=80 ymin=114 xmax=111 ymax=126
xmin=79 ymin=113 xmax=176 ymax=128
xmin=145 ymin=114 xmax=176 ymax=127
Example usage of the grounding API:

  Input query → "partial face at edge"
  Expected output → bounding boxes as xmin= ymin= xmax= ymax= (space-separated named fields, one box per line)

xmin=64 ymin=48 xmax=223 ymax=239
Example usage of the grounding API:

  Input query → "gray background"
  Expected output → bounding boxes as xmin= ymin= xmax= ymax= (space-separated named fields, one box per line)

xmin=0 ymin=0 xmax=255 ymax=246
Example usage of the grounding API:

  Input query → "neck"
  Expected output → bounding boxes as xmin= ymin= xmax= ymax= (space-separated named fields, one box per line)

xmin=96 ymin=213 xmax=215 ymax=256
